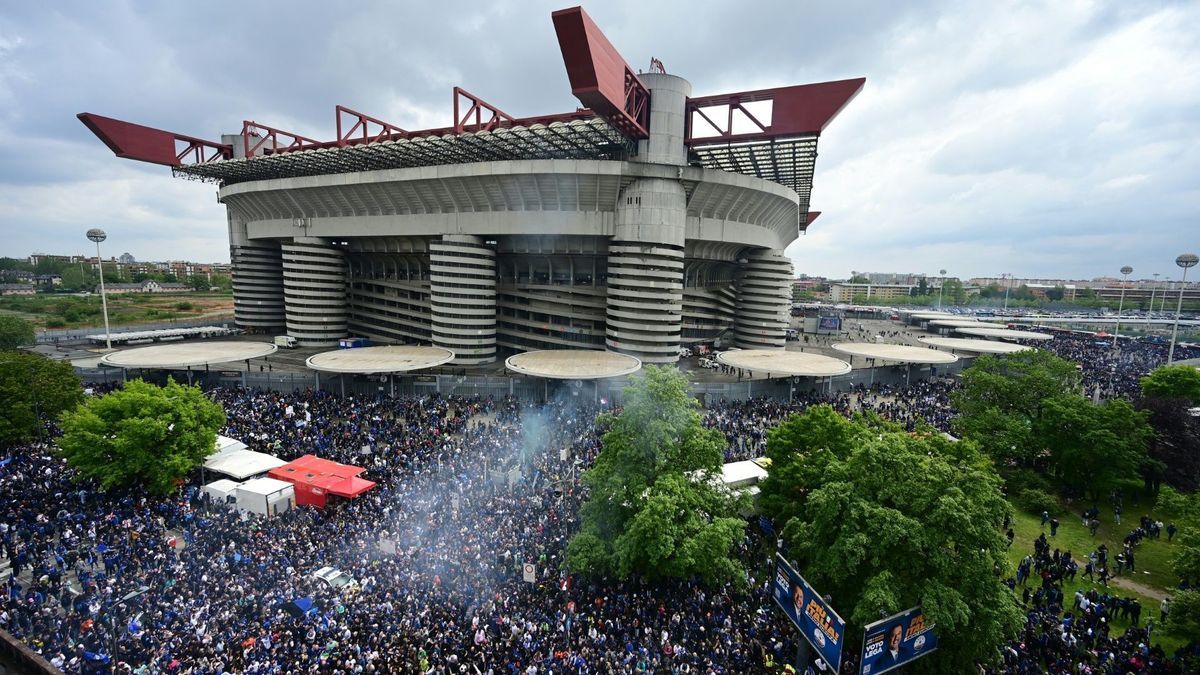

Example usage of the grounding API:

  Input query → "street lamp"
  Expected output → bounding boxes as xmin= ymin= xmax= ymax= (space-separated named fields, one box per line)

xmin=1149 ymin=273 xmax=1160 ymax=318
xmin=937 ymin=269 xmax=947 ymax=310
xmin=109 ymin=585 xmax=150 ymax=673
xmin=86 ymin=228 xmax=112 ymax=350
xmin=1167 ymin=253 xmax=1198 ymax=364
xmin=1114 ymin=266 xmax=1132 ymax=349
xmin=1002 ymin=273 xmax=1013 ymax=312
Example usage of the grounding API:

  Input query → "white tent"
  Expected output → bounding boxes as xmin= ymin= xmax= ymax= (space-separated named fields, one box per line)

xmin=212 ymin=434 xmax=247 ymax=456
xmin=722 ymin=460 xmax=769 ymax=489
xmin=203 ymin=450 xmax=287 ymax=481
xmin=235 ymin=477 xmax=295 ymax=517
xmin=202 ymin=479 xmax=240 ymax=504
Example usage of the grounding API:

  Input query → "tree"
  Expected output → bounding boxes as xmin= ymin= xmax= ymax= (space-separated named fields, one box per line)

xmin=58 ymin=378 xmax=225 ymax=494
xmin=952 ymin=351 xmax=1080 ymax=467
xmin=1045 ymin=286 xmax=1065 ymax=302
xmin=758 ymin=406 xmax=1022 ymax=671
xmin=0 ymin=352 xmax=82 ymax=448
xmin=1034 ymin=394 xmax=1151 ymax=499
xmin=1137 ymin=396 xmax=1200 ymax=492
xmin=942 ymin=278 xmax=966 ymax=305
xmin=566 ymin=366 xmax=747 ymax=584
xmin=0 ymin=316 xmax=35 ymax=350
xmin=1157 ymin=489 xmax=1200 ymax=638
xmin=1141 ymin=365 xmax=1200 ymax=404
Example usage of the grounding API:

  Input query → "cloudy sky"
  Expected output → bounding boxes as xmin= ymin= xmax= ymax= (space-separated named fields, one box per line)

xmin=0 ymin=0 xmax=1196 ymax=281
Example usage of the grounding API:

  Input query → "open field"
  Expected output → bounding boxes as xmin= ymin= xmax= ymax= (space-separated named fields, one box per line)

xmin=0 ymin=292 xmax=233 ymax=329
xmin=1007 ymin=486 xmax=1186 ymax=654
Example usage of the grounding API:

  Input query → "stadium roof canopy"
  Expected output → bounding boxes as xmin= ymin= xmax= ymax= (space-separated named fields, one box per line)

xmin=505 ymin=350 xmax=641 ymax=380
xmin=305 ymin=346 xmax=455 ymax=374
xmin=715 ymin=349 xmax=851 ymax=377
xmin=918 ymin=337 xmax=1033 ymax=354
xmin=926 ymin=319 xmax=988 ymax=328
xmin=955 ymin=327 xmax=1054 ymax=341
xmin=100 ymin=341 xmax=277 ymax=369
xmin=831 ymin=342 xmax=959 ymax=364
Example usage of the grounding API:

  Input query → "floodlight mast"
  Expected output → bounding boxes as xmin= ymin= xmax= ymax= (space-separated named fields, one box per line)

xmin=1114 ymin=266 xmax=1132 ymax=350
xmin=1167 ymin=253 xmax=1198 ymax=364
xmin=86 ymin=228 xmax=112 ymax=350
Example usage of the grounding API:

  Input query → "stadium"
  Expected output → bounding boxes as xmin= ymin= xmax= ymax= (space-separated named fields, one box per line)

xmin=79 ymin=6 xmax=863 ymax=365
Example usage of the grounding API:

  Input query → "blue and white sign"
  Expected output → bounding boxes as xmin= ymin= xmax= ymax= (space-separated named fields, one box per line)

xmin=773 ymin=554 xmax=846 ymax=671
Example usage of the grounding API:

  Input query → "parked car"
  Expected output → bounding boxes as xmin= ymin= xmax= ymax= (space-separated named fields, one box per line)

xmin=311 ymin=566 xmax=358 ymax=591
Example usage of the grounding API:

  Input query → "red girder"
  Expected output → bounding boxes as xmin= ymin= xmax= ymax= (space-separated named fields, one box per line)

xmin=242 ymin=121 xmax=321 ymax=158
xmin=77 ymin=113 xmax=232 ymax=167
xmin=685 ymin=78 xmax=866 ymax=145
xmin=336 ymin=105 xmax=408 ymax=146
xmin=552 ymin=6 xmax=650 ymax=139
xmin=453 ymin=87 xmax=517 ymax=134
xmin=800 ymin=211 xmax=821 ymax=232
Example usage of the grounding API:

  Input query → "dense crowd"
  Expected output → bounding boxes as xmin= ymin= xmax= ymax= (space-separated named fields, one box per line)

xmin=2 ymin=389 xmax=811 ymax=674
xmin=1035 ymin=331 xmax=1200 ymax=400
xmin=2 ymin=325 xmax=1199 ymax=674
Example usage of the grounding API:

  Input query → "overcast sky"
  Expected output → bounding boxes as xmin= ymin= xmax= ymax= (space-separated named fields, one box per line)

xmin=0 ymin=0 xmax=1196 ymax=281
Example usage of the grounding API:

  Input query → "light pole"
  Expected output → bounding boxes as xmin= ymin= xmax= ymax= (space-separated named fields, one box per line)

xmin=1149 ymin=273 xmax=1160 ymax=317
xmin=1002 ymin=273 xmax=1013 ymax=312
xmin=1114 ymin=266 xmax=1132 ymax=349
xmin=937 ymin=269 xmax=947 ymax=310
xmin=1167 ymin=253 xmax=1198 ymax=364
xmin=109 ymin=585 xmax=150 ymax=673
xmin=87 ymin=228 xmax=112 ymax=350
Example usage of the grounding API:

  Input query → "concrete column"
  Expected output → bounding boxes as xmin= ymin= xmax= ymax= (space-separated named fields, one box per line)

xmin=281 ymin=237 xmax=348 ymax=346
xmin=631 ymin=73 xmax=691 ymax=166
xmin=735 ymin=249 xmax=793 ymax=349
xmin=605 ymin=178 xmax=685 ymax=364
xmin=228 ymin=214 xmax=284 ymax=330
xmin=429 ymin=235 xmax=496 ymax=365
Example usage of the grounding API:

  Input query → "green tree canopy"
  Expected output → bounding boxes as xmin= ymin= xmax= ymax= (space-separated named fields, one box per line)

xmin=758 ymin=406 xmax=1022 ymax=671
xmin=952 ymin=351 xmax=1080 ymax=466
xmin=1158 ymin=489 xmax=1200 ymax=637
xmin=1033 ymin=394 xmax=1151 ymax=498
xmin=58 ymin=378 xmax=225 ymax=494
xmin=566 ymin=366 xmax=746 ymax=584
xmin=0 ymin=352 xmax=82 ymax=448
xmin=0 ymin=316 xmax=35 ymax=350
xmin=1141 ymin=365 xmax=1200 ymax=404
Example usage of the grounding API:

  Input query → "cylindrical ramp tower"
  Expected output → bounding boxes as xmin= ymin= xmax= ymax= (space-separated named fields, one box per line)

xmin=735 ymin=248 xmax=793 ymax=349
xmin=606 ymin=73 xmax=690 ymax=364
xmin=429 ymin=234 xmax=497 ymax=365
xmin=228 ymin=215 xmax=284 ymax=330
xmin=281 ymin=238 xmax=348 ymax=346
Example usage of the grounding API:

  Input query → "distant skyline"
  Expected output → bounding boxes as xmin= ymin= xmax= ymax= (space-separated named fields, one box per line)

xmin=0 ymin=1 xmax=1196 ymax=279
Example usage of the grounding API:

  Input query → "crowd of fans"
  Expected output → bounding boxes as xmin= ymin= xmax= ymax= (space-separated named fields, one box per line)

xmin=2 ymin=324 xmax=1198 ymax=673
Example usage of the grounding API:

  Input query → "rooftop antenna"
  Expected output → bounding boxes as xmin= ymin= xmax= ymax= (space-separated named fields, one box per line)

xmin=649 ymin=57 xmax=666 ymax=74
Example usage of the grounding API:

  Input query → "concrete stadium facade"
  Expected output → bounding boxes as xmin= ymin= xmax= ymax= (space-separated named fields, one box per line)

xmin=80 ymin=9 xmax=862 ymax=366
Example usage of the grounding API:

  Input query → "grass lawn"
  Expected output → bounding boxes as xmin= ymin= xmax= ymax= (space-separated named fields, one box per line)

xmin=0 ymin=292 xmax=233 ymax=329
xmin=1006 ymin=489 xmax=1188 ymax=655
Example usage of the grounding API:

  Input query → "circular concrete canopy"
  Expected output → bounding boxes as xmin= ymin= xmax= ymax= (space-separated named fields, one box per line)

xmin=100 ymin=341 xmax=277 ymax=369
xmin=955 ymin=327 xmax=1054 ymax=341
xmin=505 ymin=350 xmax=642 ymax=380
xmin=927 ymin=319 xmax=988 ymax=328
xmin=831 ymin=342 xmax=960 ymax=364
xmin=918 ymin=337 xmax=1034 ymax=354
xmin=715 ymin=349 xmax=851 ymax=377
xmin=306 ymin=346 xmax=455 ymax=374
xmin=908 ymin=312 xmax=960 ymax=320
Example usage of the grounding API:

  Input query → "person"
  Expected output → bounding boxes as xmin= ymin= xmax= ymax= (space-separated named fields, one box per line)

xmin=793 ymin=582 xmax=805 ymax=619
xmin=1160 ymin=597 xmax=1170 ymax=622
xmin=1167 ymin=522 xmax=1177 ymax=542
xmin=872 ymin=624 xmax=905 ymax=671
xmin=1041 ymin=510 xmax=1050 ymax=528
xmin=1050 ymin=517 xmax=1059 ymax=536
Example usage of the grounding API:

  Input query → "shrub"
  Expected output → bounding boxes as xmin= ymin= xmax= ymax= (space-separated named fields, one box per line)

xmin=45 ymin=319 xmax=66 ymax=328
xmin=174 ymin=301 xmax=194 ymax=311
xmin=1004 ymin=467 xmax=1054 ymax=495
xmin=1013 ymin=488 xmax=1058 ymax=516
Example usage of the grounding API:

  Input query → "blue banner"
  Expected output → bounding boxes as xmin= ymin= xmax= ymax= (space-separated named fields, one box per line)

xmin=859 ymin=606 xmax=938 ymax=675
xmin=818 ymin=316 xmax=841 ymax=332
xmin=773 ymin=554 xmax=846 ymax=671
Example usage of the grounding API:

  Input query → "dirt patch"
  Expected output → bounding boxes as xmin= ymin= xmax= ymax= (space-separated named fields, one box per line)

xmin=1111 ymin=574 xmax=1169 ymax=602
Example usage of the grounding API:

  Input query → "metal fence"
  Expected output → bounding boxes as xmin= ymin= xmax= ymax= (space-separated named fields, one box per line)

xmin=79 ymin=357 xmax=966 ymax=403
xmin=36 ymin=318 xmax=234 ymax=344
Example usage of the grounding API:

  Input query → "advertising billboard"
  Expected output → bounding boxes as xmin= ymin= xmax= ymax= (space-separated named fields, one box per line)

xmin=859 ymin=606 xmax=938 ymax=675
xmin=773 ymin=554 xmax=846 ymax=671
xmin=818 ymin=316 xmax=842 ymax=332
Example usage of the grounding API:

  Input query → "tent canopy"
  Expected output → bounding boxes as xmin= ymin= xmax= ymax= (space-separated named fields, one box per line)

xmin=204 ymin=450 xmax=288 ymax=481
xmin=269 ymin=454 xmax=376 ymax=499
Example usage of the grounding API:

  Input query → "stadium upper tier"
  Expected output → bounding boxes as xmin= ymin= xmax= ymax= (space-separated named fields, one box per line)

xmin=78 ymin=6 xmax=863 ymax=366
